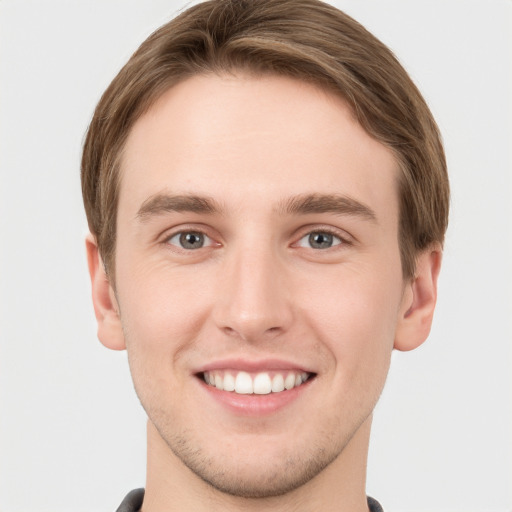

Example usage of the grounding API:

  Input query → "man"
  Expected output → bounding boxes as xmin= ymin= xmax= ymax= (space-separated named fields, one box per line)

xmin=81 ymin=0 xmax=449 ymax=510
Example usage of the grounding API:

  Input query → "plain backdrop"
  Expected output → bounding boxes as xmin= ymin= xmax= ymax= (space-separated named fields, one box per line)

xmin=0 ymin=1 xmax=511 ymax=511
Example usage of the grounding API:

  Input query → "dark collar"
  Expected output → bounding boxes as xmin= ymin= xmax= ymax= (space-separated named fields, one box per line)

xmin=116 ymin=488 xmax=384 ymax=512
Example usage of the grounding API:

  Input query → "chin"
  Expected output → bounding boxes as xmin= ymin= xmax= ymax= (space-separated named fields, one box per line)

xmin=159 ymin=424 xmax=346 ymax=499
xmin=194 ymin=467 xmax=323 ymax=499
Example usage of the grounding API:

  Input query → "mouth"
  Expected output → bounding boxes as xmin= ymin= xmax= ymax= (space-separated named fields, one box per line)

xmin=200 ymin=369 xmax=314 ymax=395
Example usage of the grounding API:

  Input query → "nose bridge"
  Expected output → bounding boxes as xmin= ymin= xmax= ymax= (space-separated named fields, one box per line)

xmin=214 ymin=239 xmax=292 ymax=341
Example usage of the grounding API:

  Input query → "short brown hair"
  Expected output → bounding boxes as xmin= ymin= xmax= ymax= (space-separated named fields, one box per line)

xmin=81 ymin=0 xmax=449 ymax=279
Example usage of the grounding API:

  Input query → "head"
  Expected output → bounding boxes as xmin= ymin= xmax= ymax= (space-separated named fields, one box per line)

xmin=82 ymin=0 xmax=449 ymax=502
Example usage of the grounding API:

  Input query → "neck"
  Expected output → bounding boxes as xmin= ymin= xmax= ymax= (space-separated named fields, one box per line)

xmin=142 ymin=416 xmax=372 ymax=512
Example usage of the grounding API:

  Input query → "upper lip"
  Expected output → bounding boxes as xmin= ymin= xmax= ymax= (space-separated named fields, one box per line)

xmin=193 ymin=358 xmax=315 ymax=375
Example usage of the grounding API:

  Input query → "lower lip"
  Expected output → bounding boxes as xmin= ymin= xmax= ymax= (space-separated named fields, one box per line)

xmin=198 ymin=378 xmax=313 ymax=416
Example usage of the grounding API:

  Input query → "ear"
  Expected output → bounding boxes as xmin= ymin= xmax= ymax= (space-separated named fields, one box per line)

xmin=394 ymin=245 xmax=442 ymax=351
xmin=86 ymin=233 xmax=126 ymax=351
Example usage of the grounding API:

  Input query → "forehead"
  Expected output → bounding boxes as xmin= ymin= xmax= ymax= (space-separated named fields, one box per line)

xmin=119 ymin=73 xmax=399 ymax=220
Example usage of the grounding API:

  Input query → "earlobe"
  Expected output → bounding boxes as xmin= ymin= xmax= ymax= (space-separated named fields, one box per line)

xmin=86 ymin=234 xmax=126 ymax=351
xmin=394 ymin=246 xmax=442 ymax=352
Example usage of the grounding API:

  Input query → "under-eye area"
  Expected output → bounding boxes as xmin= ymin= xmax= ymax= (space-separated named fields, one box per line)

xmin=199 ymin=370 xmax=316 ymax=395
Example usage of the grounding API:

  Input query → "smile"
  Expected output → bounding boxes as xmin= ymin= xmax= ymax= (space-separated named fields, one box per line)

xmin=202 ymin=370 xmax=312 ymax=395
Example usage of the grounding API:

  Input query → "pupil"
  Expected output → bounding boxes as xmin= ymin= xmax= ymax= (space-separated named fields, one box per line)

xmin=309 ymin=232 xmax=333 ymax=249
xmin=180 ymin=232 xmax=204 ymax=249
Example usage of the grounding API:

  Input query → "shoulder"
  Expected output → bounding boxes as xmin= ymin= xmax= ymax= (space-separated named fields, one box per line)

xmin=367 ymin=495 xmax=385 ymax=512
xmin=115 ymin=488 xmax=145 ymax=512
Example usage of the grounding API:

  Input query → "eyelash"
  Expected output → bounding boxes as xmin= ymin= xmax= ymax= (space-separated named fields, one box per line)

xmin=294 ymin=227 xmax=352 ymax=250
xmin=164 ymin=229 xmax=217 ymax=251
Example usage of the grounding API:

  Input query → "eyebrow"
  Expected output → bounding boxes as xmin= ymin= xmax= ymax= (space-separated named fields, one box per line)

xmin=136 ymin=192 xmax=377 ymax=222
xmin=137 ymin=193 xmax=221 ymax=220
xmin=279 ymin=193 xmax=377 ymax=222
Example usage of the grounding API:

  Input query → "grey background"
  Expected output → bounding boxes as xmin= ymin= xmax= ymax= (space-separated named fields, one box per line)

xmin=1 ymin=1 xmax=511 ymax=511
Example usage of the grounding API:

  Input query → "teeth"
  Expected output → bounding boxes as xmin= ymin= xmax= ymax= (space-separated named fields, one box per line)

xmin=223 ymin=372 xmax=235 ymax=392
xmin=253 ymin=373 xmax=272 ymax=394
xmin=203 ymin=370 xmax=311 ymax=395
xmin=235 ymin=371 xmax=253 ymax=394
xmin=284 ymin=373 xmax=296 ymax=390
xmin=271 ymin=373 xmax=285 ymax=392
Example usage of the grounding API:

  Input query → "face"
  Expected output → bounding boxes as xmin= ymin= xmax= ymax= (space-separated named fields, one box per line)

xmin=106 ymin=74 xmax=413 ymax=497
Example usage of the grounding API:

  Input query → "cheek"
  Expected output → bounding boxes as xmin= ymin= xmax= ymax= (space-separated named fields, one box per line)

xmin=117 ymin=271 xmax=204 ymax=413
xmin=114 ymin=267 xmax=215 ymax=405
xmin=297 ymin=265 xmax=402 ymax=374
xmin=117 ymin=256 xmax=213 ymax=340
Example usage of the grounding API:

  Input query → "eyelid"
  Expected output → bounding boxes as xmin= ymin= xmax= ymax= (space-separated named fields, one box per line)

xmin=167 ymin=231 xmax=215 ymax=248
xmin=160 ymin=224 xmax=221 ymax=249
xmin=296 ymin=231 xmax=342 ymax=249
xmin=292 ymin=225 xmax=354 ymax=247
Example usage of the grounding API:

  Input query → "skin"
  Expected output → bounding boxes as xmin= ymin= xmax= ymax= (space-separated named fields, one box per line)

xmin=87 ymin=73 xmax=441 ymax=512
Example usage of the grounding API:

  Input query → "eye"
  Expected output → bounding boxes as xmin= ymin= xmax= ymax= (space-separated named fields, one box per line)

xmin=167 ymin=231 xmax=213 ymax=250
xmin=297 ymin=231 xmax=343 ymax=249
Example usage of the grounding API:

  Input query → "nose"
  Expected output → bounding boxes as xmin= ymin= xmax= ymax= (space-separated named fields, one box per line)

xmin=212 ymin=244 xmax=294 ymax=343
